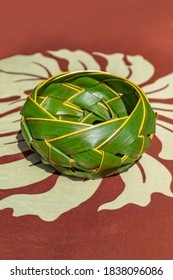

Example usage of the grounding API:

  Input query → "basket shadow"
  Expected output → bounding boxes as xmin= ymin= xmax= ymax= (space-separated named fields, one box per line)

xmin=15 ymin=130 xmax=59 ymax=175
xmin=15 ymin=130 xmax=88 ymax=182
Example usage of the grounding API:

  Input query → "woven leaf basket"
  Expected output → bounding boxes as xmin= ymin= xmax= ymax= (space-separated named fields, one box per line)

xmin=20 ymin=70 xmax=156 ymax=179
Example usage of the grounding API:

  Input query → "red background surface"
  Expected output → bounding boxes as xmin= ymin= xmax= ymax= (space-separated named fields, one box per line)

xmin=0 ymin=0 xmax=173 ymax=260
xmin=1 ymin=0 xmax=173 ymax=76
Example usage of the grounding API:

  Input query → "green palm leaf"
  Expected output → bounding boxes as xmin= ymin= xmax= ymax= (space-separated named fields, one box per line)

xmin=20 ymin=70 xmax=156 ymax=179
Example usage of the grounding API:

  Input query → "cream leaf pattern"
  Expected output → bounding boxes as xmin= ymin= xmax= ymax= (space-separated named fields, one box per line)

xmin=0 ymin=176 xmax=101 ymax=221
xmin=155 ymin=121 xmax=173 ymax=160
xmin=48 ymin=49 xmax=101 ymax=71
xmin=143 ymin=73 xmax=173 ymax=160
xmin=98 ymin=154 xmax=173 ymax=211
xmin=0 ymin=132 xmax=29 ymax=156
xmin=93 ymin=52 xmax=155 ymax=84
xmin=0 ymin=49 xmax=173 ymax=221
xmin=142 ymin=73 xmax=173 ymax=99
xmin=0 ymin=53 xmax=61 ymax=97
xmin=1 ymin=153 xmax=54 ymax=189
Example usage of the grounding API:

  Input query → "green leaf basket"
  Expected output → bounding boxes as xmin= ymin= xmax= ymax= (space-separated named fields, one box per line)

xmin=20 ymin=70 xmax=156 ymax=179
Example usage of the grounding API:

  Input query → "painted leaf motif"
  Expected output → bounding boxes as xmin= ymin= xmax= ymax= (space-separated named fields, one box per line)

xmin=0 ymin=133 xmax=29 ymax=156
xmin=143 ymin=73 xmax=173 ymax=99
xmin=0 ymin=50 xmax=173 ymax=221
xmin=0 ymin=53 xmax=61 ymax=97
xmin=143 ymin=73 xmax=173 ymax=160
xmin=0 ymin=111 xmax=21 ymax=134
xmin=0 ymin=176 xmax=101 ymax=221
xmin=1 ymin=153 xmax=55 ymax=189
xmin=93 ymin=52 xmax=155 ymax=84
xmin=152 ymin=102 xmax=173 ymax=120
xmin=48 ymin=49 xmax=101 ymax=71
xmin=156 ymin=120 xmax=173 ymax=160
xmin=98 ymin=154 xmax=173 ymax=211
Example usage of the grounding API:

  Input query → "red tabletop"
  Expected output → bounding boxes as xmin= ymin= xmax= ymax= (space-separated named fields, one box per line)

xmin=0 ymin=0 xmax=173 ymax=260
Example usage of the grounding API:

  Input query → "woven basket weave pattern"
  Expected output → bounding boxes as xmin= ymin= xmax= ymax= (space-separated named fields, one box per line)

xmin=20 ymin=71 xmax=156 ymax=179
